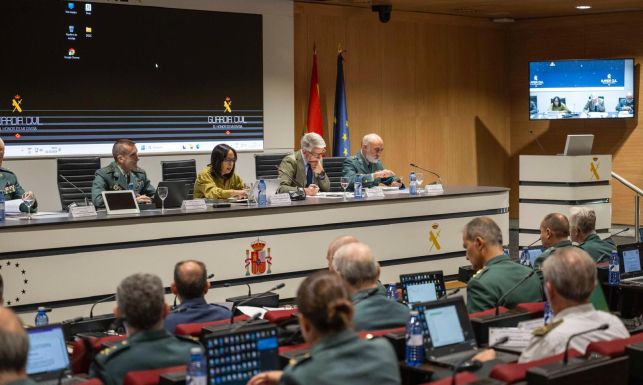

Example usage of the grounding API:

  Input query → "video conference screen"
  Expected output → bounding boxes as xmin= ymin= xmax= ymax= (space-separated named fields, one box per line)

xmin=529 ymin=58 xmax=635 ymax=120
xmin=1 ymin=1 xmax=263 ymax=158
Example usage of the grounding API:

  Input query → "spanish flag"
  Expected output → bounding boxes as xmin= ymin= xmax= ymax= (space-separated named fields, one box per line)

xmin=306 ymin=46 xmax=323 ymax=136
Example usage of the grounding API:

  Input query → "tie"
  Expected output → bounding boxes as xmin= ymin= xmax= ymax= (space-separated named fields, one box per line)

xmin=595 ymin=105 xmax=598 ymax=112
xmin=306 ymin=165 xmax=313 ymax=187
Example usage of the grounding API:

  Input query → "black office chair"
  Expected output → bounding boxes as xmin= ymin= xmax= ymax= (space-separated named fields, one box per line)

xmin=322 ymin=157 xmax=346 ymax=192
xmin=57 ymin=157 xmax=101 ymax=209
xmin=255 ymin=153 xmax=289 ymax=180
xmin=161 ymin=160 xmax=197 ymax=199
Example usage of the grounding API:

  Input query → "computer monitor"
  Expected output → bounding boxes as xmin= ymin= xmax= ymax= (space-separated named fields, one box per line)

xmin=102 ymin=190 xmax=140 ymax=214
xmin=563 ymin=134 xmax=594 ymax=156
xmin=203 ymin=323 xmax=280 ymax=385
xmin=618 ymin=243 xmax=642 ymax=279
xmin=26 ymin=324 xmax=71 ymax=380
xmin=521 ymin=246 xmax=545 ymax=267
xmin=153 ymin=180 xmax=190 ymax=208
xmin=400 ymin=271 xmax=446 ymax=303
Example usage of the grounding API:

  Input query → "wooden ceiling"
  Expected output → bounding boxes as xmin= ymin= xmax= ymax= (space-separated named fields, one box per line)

xmin=296 ymin=0 xmax=643 ymax=20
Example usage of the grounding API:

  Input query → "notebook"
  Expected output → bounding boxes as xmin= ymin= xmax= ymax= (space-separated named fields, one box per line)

xmin=400 ymin=271 xmax=446 ymax=304
xmin=26 ymin=324 xmax=84 ymax=385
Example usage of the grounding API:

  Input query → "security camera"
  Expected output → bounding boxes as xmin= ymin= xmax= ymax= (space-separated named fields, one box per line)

xmin=372 ymin=5 xmax=392 ymax=23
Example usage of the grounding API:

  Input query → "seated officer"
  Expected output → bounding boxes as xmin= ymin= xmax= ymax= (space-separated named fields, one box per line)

xmin=277 ymin=133 xmax=330 ymax=196
xmin=332 ymin=242 xmax=410 ymax=330
xmin=325 ymin=235 xmax=359 ymax=271
xmin=570 ymin=206 xmax=615 ymax=263
xmin=342 ymin=133 xmax=402 ymax=191
xmin=91 ymin=139 xmax=155 ymax=208
xmin=474 ymin=248 xmax=629 ymax=363
xmin=533 ymin=213 xmax=573 ymax=270
xmin=247 ymin=271 xmax=401 ymax=385
xmin=464 ymin=217 xmax=543 ymax=313
xmin=89 ymin=273 xmax=199 ymax=385
xmin=0 ymin=139 xmax=37 ymax=213
xmin=0 ymin=307 xmax=36 ymax=385
xmin=165 ymin=260 xmax=231 ymax=333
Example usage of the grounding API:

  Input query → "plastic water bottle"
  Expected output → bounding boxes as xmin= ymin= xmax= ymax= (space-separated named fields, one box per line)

xmin=409 ymin=172 xmax=417 ymax=196
xmin=35 ymin=307 xmax=49 ymax=326
xmin=354 ymin=174 xmax=363 ymax=199
xmin=608 ymin=250 xmax=620 ymax=285
xmin=0 ymin=192 xmax=5 ymax=222
xmin=405 ymin=310 xmax=425 ymax=366
xmin=257 ymin=179 xmax=267 ymax=207
xmin=543 ymin=301 xmax=553 ymax=325
xmin=186 ymin=347 xmax=206 ymax=385
xmin=386 ymin=283 xmax=398 ymax=300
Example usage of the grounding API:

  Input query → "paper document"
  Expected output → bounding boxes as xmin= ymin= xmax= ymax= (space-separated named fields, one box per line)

xmin=489 ymin=327 xmax=533 ymax=350
xmin=237 ymin=306 xmax=268 ymax=318
xmin=5 ymin=199 xmax=23 ymax=214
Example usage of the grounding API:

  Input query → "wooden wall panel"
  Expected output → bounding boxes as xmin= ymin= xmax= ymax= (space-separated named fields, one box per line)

xmin=508 ymin=12 xmax=643 ymax=224
xmin=294 ymin=3 xmax=510 ymax=189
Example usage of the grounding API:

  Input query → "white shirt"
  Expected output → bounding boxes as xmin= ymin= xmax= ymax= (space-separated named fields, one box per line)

xmin=519 ymin=303 xmax=630 ymax=363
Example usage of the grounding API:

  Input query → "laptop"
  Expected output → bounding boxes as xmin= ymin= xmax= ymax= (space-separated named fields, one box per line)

xmin=563 ymin=134 xmax=594 ymax=156
xmin=102 ymin=190 xmax=140 ymax=214
xmin=619 ymin=243 xmax=643 ymax=282
xmin=400 ymin=271 xmax=446 ymax=304
xmin=203 ymin=322 xmax=280 ymax=385
xmin=520 ymin=246 xmax=545 ymax=267
xmin=27 ymin=324 xmax=85 ymax=385
xmin=153 ymin=181 xmax=190 ymax=208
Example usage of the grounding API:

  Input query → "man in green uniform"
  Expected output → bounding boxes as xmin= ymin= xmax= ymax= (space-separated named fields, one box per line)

xmin=464 ymin=217 xmax=543 ymax=313
xmin=0 ymin=307 xmax=38 ymax=385
xmin=277 ymin=133 xmax=330 ymax=196
xmin=0 ymin=139 xmax=37 ymax=212
xmin=325 ymin=235 xmax=359 ymax=271
xmin=92 ymin=139 xmax=155 ymax=208
xmin=533 ymin=213 xmax=574 ymax=270
xmin=332 ymin=242 xmax=410 ymax=330
xmin=342 ymin=133 xmax=402 ymax=191
xmin=570 ymin=207 xmax=615 ymax=262
xmin=89 ymin=273 xmax=200 ymax=385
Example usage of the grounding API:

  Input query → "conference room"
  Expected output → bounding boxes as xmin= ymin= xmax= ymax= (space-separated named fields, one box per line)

xmin=0 ymin=0 xmax=642 ymax=385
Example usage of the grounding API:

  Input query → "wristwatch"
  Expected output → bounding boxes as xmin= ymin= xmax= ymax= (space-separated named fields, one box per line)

xmin=317 ymin=171 xmax=327 ymax=179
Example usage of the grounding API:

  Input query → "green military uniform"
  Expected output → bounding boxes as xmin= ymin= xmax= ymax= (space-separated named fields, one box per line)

xmin=342 ymin=151 xmax=396 ymax=191
xmin=193 ymin=165 xmax=244 ymax=199
xmin=89 ymin=329 xmax=200 ymax=385
xmin=276 ymin=151 xmax=330 ymax=194
xmin=92 ymin=161 xmax=155 ymax=208
xmin=579 ymin=233 xmax=616 ymax=263
xmin=532 ymin=240 xmax=574 ymax=271
xmin=615 ymin=98 xmax=634 ymax=113
xmin=466 ymin=254 xmax=543 ymax=313
xmin=0 ymin=166 xmax=37 ymax=212
xmin=281 ymin=330 xmax=401 ymax=385
xmin=352 ymin=285 xmax=410 ymax=331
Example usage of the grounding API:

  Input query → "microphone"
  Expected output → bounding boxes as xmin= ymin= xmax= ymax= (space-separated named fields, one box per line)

xmin=495 ymin=270 xmax=536 ymax=315
xmin=605 ymin=227 xmax=629 ymax=239
xmin=59 ymin=174 xmax=89 ymax=207
xmin=525 ymin=237 xmax=541 ymax=248
xmin=443 ymin=288 xmax=460 ymax=299
xmin=449 ymin=336 xmax=510 ymax=385
xmin=409 ymin=163 xmax=441 ymax=183
xmin=563 ymin=323 xmax=609 ymax=365
xmin=229 ymin=283 xmax=285 ymax=323
xmin=89 ymin=294 xmax=116 ymax=318
xmin=229 ymin=312 xmax=263 ymax=333
xmin=275 ymin=166 xmax=306 ymax=200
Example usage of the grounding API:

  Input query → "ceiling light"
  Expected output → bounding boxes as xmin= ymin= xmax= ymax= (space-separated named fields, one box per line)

xmin=576 ymin=5 xmax=592 ymax=9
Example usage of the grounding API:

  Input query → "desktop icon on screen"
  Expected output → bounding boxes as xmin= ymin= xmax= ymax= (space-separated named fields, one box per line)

xmin=68 ymin=25 xmax=75 ymax=33
xmin=85 ymin=4 xmax=92 ymax=12
xmin=85 ymin=26 xmax=92 ymax=33
xmin=68 ymin=48 xmax=76 ymax=56
xmin=68 ymin=3 xmax=75 ymax=10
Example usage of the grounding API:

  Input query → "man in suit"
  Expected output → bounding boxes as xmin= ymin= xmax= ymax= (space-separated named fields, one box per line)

xmin=90 ymin=273 xmax=200 ymax=385
xmin=342 ymin=133 xmax=401 ymax=191
xmin=464 ymin=217 xmax=543 ymax=313
xmin=0 ymin=139 xmax=37 ymax=212
xmin=91 ymin=139 xmax=155 ymax=208
xmin=569 ymin=207 xmax=615 ymax=263
xmin=583 ymin=93 xmax=605 ymax=113
xmin=165 ymin=260 xmax=231 ymax=333
xmin=277 ymin=133 xmax=330 ymax=196
xmin=332 ymin=242 xmax=410 ymax=330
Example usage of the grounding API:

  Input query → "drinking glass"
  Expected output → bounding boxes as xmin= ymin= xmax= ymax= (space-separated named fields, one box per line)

xmin=415 ymin=172 xmax=424 ymax=194
xmin=157 ymin=186 xmax=168 ymax=212
xmin=340 ymin=177 xmax=349 ymax=199
xmin=243 ymin=183 xmax=253 ymax=207
xmin=22 ymin=192 xmax=34 ymax=220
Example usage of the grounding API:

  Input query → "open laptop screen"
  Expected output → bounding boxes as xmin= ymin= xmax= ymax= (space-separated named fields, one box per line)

xmin=400 ymin=271 xmax=445 ymax=303
xmin=622 ymin=248 xmax=641 ymax=274
xmin=424 ymin=304 xmax=466 ymax=348
xmin=26 ymin=325 xmax=70 ymax=376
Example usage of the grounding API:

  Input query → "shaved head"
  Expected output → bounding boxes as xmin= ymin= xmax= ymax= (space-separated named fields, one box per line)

xmin=540 ymin=213 xmax=570 ymax=248
xmin=326 ymin=235 xmax=359 ymax=271
xmin=0 ymin=307 xmax=29 ymax=375
xmin=173 ymin=260 xmax=209 ymax=300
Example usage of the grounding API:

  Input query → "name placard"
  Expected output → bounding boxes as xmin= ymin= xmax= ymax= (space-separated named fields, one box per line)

xmin=269 ymin=193 xmax=291 ymax=206
xmin=365 ymin=187 xmax=385 ymax=199
xmin=426 ymin=184 xmax=444 ymax=195
xmin=181 ymin=199 xmax=208 ymax=211
xmin=69 ymin=205 xmax=97 ymax=218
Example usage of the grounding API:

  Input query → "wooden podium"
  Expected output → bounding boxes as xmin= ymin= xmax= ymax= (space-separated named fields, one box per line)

xmin=519 ymin=155 xmax=612 ymax=247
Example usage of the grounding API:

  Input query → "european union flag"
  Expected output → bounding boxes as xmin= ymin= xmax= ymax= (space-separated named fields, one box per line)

xmin=332 ymin=51 xmax=350 ymax=157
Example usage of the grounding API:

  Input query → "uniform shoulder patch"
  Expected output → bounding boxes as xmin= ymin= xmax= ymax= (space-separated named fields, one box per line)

xmin=99 ymin=340 xmax=130 ymax=359
xmin=532 ymin=319 xmax=563 ymax=336
xmin=471 ymin=267 xmax=488 ymax=280
xmin=288 ymin=352 xmax=311 ymax=368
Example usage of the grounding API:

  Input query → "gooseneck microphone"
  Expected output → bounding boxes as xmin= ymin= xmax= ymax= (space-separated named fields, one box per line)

xmin=229 ymin=283 xmax=286 ymax=323
xmin=230 ymin=312 xmax=263 ymax=333
xmin=275 ymin=166 xmax=306 ymax=200
xmin=59 ymin=174 xmax=89 ymax=206
xmin=526 ymin=237 xmax=542 ymax=248
xmin=444 ymin=287 xmax=460 ymax=299
xmin=563 ymin=323 xmax=609 ymax=365
xmin=495 ymin=270 xmax=536 ymax=316
xmin=450 ymin=336 xmax=510 ymax=385
xmin=409 ymin=163 xmax=442 ymax=182
xmin=605 ymin=227 xmax=630 ymax=239
xmin=89 ymin=294 xmax=116 ymax=318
